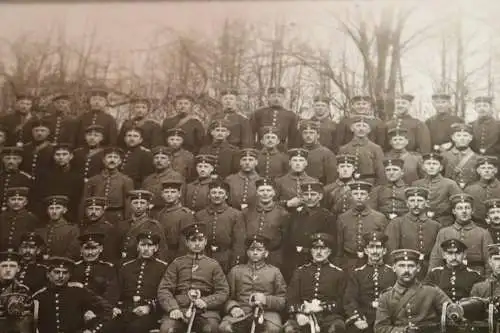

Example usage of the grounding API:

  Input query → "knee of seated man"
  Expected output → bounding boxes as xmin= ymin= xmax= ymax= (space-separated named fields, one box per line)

xmin=283 ymin=321 xmax=298 ymax=333
xmin=327 ymin=322 xmax=345 ymax=333
xmin=159 ymin=319 xmax=180 ymax=333
xmin=200 ymin=320 xmax=220 ymax=333
xmin=264 ymin=321 xmax=282 ymax=333
xmin=218 ymin=320 xmax=233 ymax=333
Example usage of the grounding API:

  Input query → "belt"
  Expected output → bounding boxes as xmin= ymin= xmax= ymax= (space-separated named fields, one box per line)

xmin=106 ymin=207 xmax=124 ymax=211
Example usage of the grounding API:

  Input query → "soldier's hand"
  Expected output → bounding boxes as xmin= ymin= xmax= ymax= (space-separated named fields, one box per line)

xmin=132 ymin=305 xmax=151 ymax=316
xmin=354 ymin=319 xmax=369 ymax=330
xmin=112 ymin=307 xmax=122 ymax=318
xmin=230 ymin=307 xmax=245 ymax=318
xmin=287 ymin=197 xmax=302 ymax=208
xmin=194 ymin=298 xmax=207 ymax=309
xmin=84 ymin=310 xmax=96 ymax=322
xmin=170 ymin=309 xmax=184 ymax=320
xmin=296 ymin=313 xmax=309 ymax=326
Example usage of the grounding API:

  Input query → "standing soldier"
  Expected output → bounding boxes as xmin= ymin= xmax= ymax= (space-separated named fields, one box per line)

xmin=385 ymin=93 xmax=431 ymax=153
xmin=470 ymin=244 xmax=500 ymax=298
xmin=374 ymin=249 xmax=450 ymax=333
xmin=72 ymin=124 xmax=106 ymax=183
xmin=283 ymin=233 xmax=346 ymax=333
xmin=429 ymin=193 xmax=493 ymax=275
xmin=306 ymin=96 xmax=337 ymax=153
xmin=219 ymin=235 xmax=286 ymax=333
xmin=425 ymin=239 xmax=482 ymax=302
xmin=250 ymin=86 xmax=300 ymax=150
xmin=119 ymin=126 xmax=154 ymax=188
xmin=337 ymin=181 xmax=388 ymax=271
xmin=299 ymin=120 xmax=337 ymax=185
xmin=185 ymin=154 xmax=217 ymax=212
xmin=0 ymin=147 xmax=31 ymax=212
xmin=118 ymin=96 xmax=163 ymax=149
xmin=75 ymin=88 xmax=118 ymax=147
xmin=412 ymin=153 xmax=462 ymax=226
xmin=344 ymin=232 xmax=396 ymax=333
xmin=323 ymin=154 xmax=357 ymax=217
xmin=157 ymin=221 xmax=230 ymax=333
xmin=210 ymin=88 xmax=253 ymax=148
xmin=425 ymin=92 xmax=463 ymax=153
xmin=17 ymin=232 xmax=47 ymax=293
xmin=441 ymin=123 xmax=479 ymax=189
xmin=225 ymin=148 xmax=261 ymax=210
xmin=20 ymin=118 xmax=54 ymax=182
xmin=35 ymin=195 xmax=80 ymax=259
xmin=0 ymin=92 xmax=35 ymax=147
xmin=385 ymin=127 xmax=423 ymax=185
xmin=165 ymin=128 xmax=195 ymax=181
xmin=470 ymin=96 xmax=500 ymax=155
xmin=464 ymin=156 xmax=500 ymax=227
xmin=256 ymin=126 xmax=289 ymax=178
xmin=368 ymin=158 xmax=408 ymax=220
xmin=485 ymin=199 xmax=500 ymax=243
xmin=45 ymin=93 xmax=78 ymax=146
xmin=82 ymin=147 xmax=135 ymax=225
xmin=162 ymin=94 xmax=205 ymax=154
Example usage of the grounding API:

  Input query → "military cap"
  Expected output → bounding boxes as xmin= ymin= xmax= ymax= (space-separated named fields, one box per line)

xmin=166 ymin=127 xmax=186 ymax=138
xmin=175 ymin=93 xmax=194 ymax=102
xmin=383 ymin=158 xmax=404 ymax=169
xmin=309 ymin=233 xmax=334 ymax=248
xmin=84 ymin=196 xmax=108 ymax=207
xmin=388 ymin=127 xmax=409 ymax=138
xmin=195 ymin=154 xmax=217 ymax=165
xmin=19 ymin=232 xmax=44 ymax=247
xmin=300 ymin=181 xmax=324 ymax=194
xmin=391 ymin=249 xmax=424 ymax=263
xmin=395 ymin=94 xmax=414 ymax=103
xmin=151 ymin=146 xmax=172 ymax=156
xmin=255 ymin=178 xmax=275 ymax=189
xmin=239 ymin=148 xmax=258 ymax=159
xmin=53 ymin=142 xmax=73 ymax=152
xmin=85 ymin=124 xmax=105 ymax=134
xmin=337 ymin=154 xmax=357 ymax=165
xmin=30 ymin=118 xmax=51 ymax=130
xmin=267 ymin=87 xmax=285 ymax=94
xmin=46 ymin=256 xmax=75 ymax=270
xmin=350 ymin=115 xmax=372 ymax=126
xmin=181 ymin=221 xmax=207 ymax=238
xmin=404 ymin=187 xmax=429 ymax=199
xmin=299 ymin=120 xmax=320 ymax=132
xmin=474 ymin=96 xmax=493 ymax=104
xmin=245 ymin=235 xmax=270 ymax=249
xmin=44 ymin=195 xmax=69 ymax=207
xmin=440 ymin=238 xmax=467 ymax=253
xmin=208 ymin=179 xmax=230 ymax=193
xmin=208 ymin=119 xmax=230 ymax=131
xmin=220 ymin=88 xmax=239 ymax=96
xmin=161 ymin=180 xmax=184 ymax=191
xmin=0 ymin=250 xmax=20 ymax=263
xmin=432 ymin=93 xmax=451 ymax=100
xmin=136 ymin=231 xmax=161 ymax=245
xmin=350 ymin=95 xmax=373 ymax=104
xmin=313 ymin=95 xmax=330 ymax=104
xmin=259 ymin=126 xmax=280 ymax=137
xmin=130 ymin=96 xmax=151 ymax=106
xmin=477 ymin=155 xmax=498 ymax=168
xmin=450 ymin=193 xmax=474 ymax=206
xmin=488 ymin=244 xmax=500 ymax=256
xmin=127 ymin=190 xmax=153 ymax=202
xmin=422 ymin=152 xmax=443 ymax=163
xmin=103 ymin=147 xmax=124 ymax=157
xmin=78 ymin=232 xmax=105 ymax=245
xmin=1 ymin=147 xmax=23 ymax=157
xmin=450 ymin=123 xmax=473 ymax=135
xmin=5 ymin=187 xmax=29 ymax=198
xmin=348 ymin=181 xmax=373 ymax=192
xmin=88 ymin=88 xmax=109 ymax=98
xmin=124 ymin=126 xmax=144 ymax=136
xmin=362 ymin=231 xmax=388 ymax=246
xmin=52 ymin=93 xmax=71 ymax=102
xmin=288 ymin=148 xmax=308 ymax=159
xmin=15 ymin=92 xmax=35 ymax=101
xmin=485 ymin=199 xmax=500 ymax=211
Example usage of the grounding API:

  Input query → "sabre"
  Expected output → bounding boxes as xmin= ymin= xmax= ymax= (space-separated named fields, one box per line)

xmin=185 ymin=289 xmax=200 ymax=333
xmin=249 ymin=294 xmax=264 ymax=333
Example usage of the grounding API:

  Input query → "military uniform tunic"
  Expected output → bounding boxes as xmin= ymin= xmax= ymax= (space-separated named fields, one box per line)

xmin=185 ymin=177 xmax=212 ymax=212
xmin=335 ymin=115 xmax=386 ymax=152
xmin=73 ymin=259 xmax=119 ymax=305
xmin=250 ymin=106 xmax=300 ymax=150
xmin=339 ymin=137 xmax=386 ymax=184
xmin=75 ymin=110 xmax=118 ymax=147
xmin=275 ymin=172 xmax=318 ymax=201
xmin=118 ymin=117 xmax=164 ymax=149
xmin=42 ymin=112 xmax=78 ymax=146
xmin=425 ymin=265 xmax=482 ymax=302
xmin=142 ymin=168 xmax=185 ymax=213
xmin=304 ymin=143 xmax=337 ymax=185
xmin=0 ymin=279 xmax=32 ymax=333
xmin=425 ymin=113 xmax=464 ymax=148
xmin=225 ymin=171 xmax=260 ymax=210
xmin=17 ymin=261 xmax=47 ymax=293
xmin=20 ymin=141 xmax=54 ymax=183
xmin=442 ymin=147 xmax=480 ymax=188
xmin=0 ymin=208 xmax=38 ymax=250
xmin=199 ymin=142 xmax=239 ymax=179
xmin=323 ymin=179 xmax=356 ymax=216
xmin=81 ymin=218 xmax=119 ymax=262
xmin=386 ymin=114 xmax=431 ymax=153
xmin=170 ymin=148 xmax=195 ymax=182
xmin=385 ymin=150 xmax=423 ymax=185
xmin=35 ymin=219 xmax=80 ymax=259
xmin=157 ymin=204 xmax=194 ymax=261
xmin=71 ymin=147 xmax=105 ymax=183
xmin=119 ymin=145 xmax=154 ymax=188
xmin=470 ymin=115 xmax=500 ymax=155
xmin=162 ymin=113 xmax=205 ymax=154
xmin=209 ymin=110 xmax=253 ymax=148
xmin=308 ymin=116 xmax=338 ymax=153
xmin=488 ymin=226 xmax=500 ymax=244
xmin=0 ymin=112 xmax=36 ymax=146
xmin=368 ymin=180 xmax=408 ymax=220
xmin=0 ymin=171 xmax=32 ymax=212
xmin=470 ymin=277 xmax=500 ymax=298
xmin=464 ymin=179 xmax=500 ymax=227
xmin=256 ymin=148 xmax=289 ymax=178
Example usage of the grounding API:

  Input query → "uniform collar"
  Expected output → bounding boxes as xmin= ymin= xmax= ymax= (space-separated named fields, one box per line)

xmin=289 ymin=172 xmax=308 ymax=180
xmin=256 ymin=202 xmax=276 ymax=212
xmin=261 ymin=147 xmax=279 ymax=155
xmin=351 ymin=137 xmax=369 ymax=146
xmin=164 ymin=203 xmax=183 ymax=213
xmin=247 ymin=262 xmax=267 ymax=270
xmin=425 ymin=174 xmax=443 ymax=183
xmin=207 ymin=203 xmax=229 ymax=214
xmin=450 ymin=147 xmax=473 ymax=155
xmin=389 ymin=179 xmax=406 ymax=188
xmin=452 ymin=221 xmax=475 ymax=231
xmin=479 ymin=178 xmax=500 ymax=188
xmin=102 ymin=169 xmax=119 ymax=177
xmin=304 ymin=143 xmax=321 ymax=150
xmin=195 ymin=177 xmax=212 ymax=185
xmin=350 ymin=206 xmax=371 ymax=216
xmin=407 ymin=212 xmax=429 ymax=223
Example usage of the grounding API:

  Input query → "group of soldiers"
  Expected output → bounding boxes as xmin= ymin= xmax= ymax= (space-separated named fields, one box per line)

xmin=2 ymin=85 xmax=500 ymax=333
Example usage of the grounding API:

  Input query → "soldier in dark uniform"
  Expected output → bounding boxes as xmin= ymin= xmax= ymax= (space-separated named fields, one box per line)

xmin=385 ymin=94 xmax=431 ymax=153
xmin=323 ymin=154 xmax=356 ymax=216
xmin=102 ymin=231 xmax=168 ymax=333
xmin=0 ymin=147 xmax=31 ymax=212
xmin=250 ymin=87 xmax=300 ymax=150
xmin=72 ymin=232 xmax=119 ymax=305
xmin=374 ymin=249 xmax=451 ymax=333
xmin=256 ymin=126 xmax=289 ymax=178
xmin=470 ymin=96 xmax=500 ymax=155
xmin=283 ymin=233 xmax=346 ymax=333
xmin=368 ymin=158 xmax=408 ymax=220
xmin=425 ymin=239 xmax=482 ymax=302
xmin=185 ymin=154 xmax=217 ymax=212
xmin=45 ymin=93 xmax=78 ymax=146
xmin=344 ymin=232 xmax=396 ymax=333
xmin=425 ymin=92 xmax=463 ymax=153
xmin=470 ymin=243 xmax=500 ymax=298
xmin=142 ymin=146 xmax=185 ymax=218
xmin=157 ymin=221 xmax=230 ymax=333
xmin=165 ymin=128 xmax=195 ymax=181
xmin=430 ymin=193 xmax=493 ymax=275
xmin=0 ymin=187 xmax=38 ymax=251
xmin=118 ymin=97 xmax=164 ymax=149
xmin=307 ymin=95 xmax=337 ymax=153
xmin=225 ymin=148 xmax=261 ymax=210
xmin=0 ymin=250 xmax=32 ymax=333
xmin=162 ymin=94 xmax=205 ymax=154
xmin=193 ymin=180 xmax=246 ymax=273
xmin=485 ymin=199 xmax=500 ymax=243
xmin=17 ymin=232 xmax=47 ymax=293
xmin=72 ymin=124 xmax=106 ymax=183
xmin=32 ymin=256 xmax=113 ymax=333
xmin=219 ymin=235 xmax=286 ymax=333
xmin=0 ymin=92 xmax=36 ymax=147
xmin=20 ymin=118 xmax=54 ymax=183
xmin=75 ymin=88 xmax=118 ymax=147
xmin=337 ymin=181 xmax=388 ymax=272
xmin=119 ymin=126 xmax=154 ymax=188
xmin=283 ymin=181 xmax=336 ymax=282
xmin=385 ymin=127 xmax=423 ymax=185
xmin=82 ymin=147 xmax=135 ymax=225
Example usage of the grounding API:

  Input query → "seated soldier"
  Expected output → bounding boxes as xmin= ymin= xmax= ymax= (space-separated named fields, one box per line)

xmin=17 ymin=232 xmax=47 ymax=293
xmin=471 ymin=243 xmax=500 ymax=298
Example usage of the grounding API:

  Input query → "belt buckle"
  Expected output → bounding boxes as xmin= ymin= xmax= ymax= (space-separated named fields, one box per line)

xmin=427 ymin=211 xmax=435 ymax=218
xmin=357 ymin=251 xmax=364 ymax=258
xmin=388 ymin=213 xmax=397 ymax=220
xmin=296 ymin=246 xmax=303 ymax=253
xmin=211 ymin=245 xmax=218 ymax=252
xmin=371 ymin=300 xmax=379 ymax=308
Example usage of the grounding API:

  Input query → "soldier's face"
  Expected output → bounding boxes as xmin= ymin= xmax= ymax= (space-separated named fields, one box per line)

xmin=351 ymin=189 xmax=369 ymax=204
xmin=85 ymin=131 xmax=104 ymax=147
xmin=2 ymin=155 xmax=22 ymax=170
xmin=267 ymin=93 xmax=284 ymax=107
xmin=162 ymin=188 xmax=181 ymax=204
xmin=81 ymin=244 xmax=103 ymax=262
xmin=451 ymin=131 xmax=473 ymax=148
xmin=7 ymin=196 xmax=27 ymax=211
xmin=313 ymin=101 xmax=329 ymax=117
xmin=15 ymin=99 xmax=33 ymax=114
xmin=247 ymin=244 xmax=268 ymax=263
xmin=477 ymin=163 xmax=497 ymax=180
xmin=186 ymin=235 xmax=207 ymax=254
xmin=196 ymin=162 xmax=214 ymax=178
xmin=443 ymin=250 xmax=465 ymax=268
xmin=289 ymin=156 xmax=307 ymax=172
xmin=53 ymin=99 xmax=70 ymax=113
xmin=393 ymin=260 xmax=420 ymax=283
xmin=48 ymin=204 xmax=67 ymax=220
xmin=0 ymin=260 xmax=19 ymax=281
xmin=406 ymin=196 xmax=427 ymax=215
xmin=337 ymin=163 xmax=355 ymax=179
xmin=222 ymin=94 xmax=238 ymax=110
xmin=85 ymin=205 xmax=106 ymax=221
xmin=422 ymin=159 xmax=442 ymax=176
xmin=137 ymin=240 xmax=158 ymax=258
xmin=301 ymin=129 xmax=319 ymax=145
xmin=452 ymin=202 xmax=473 ymax=223
xmin=256 ymin=185 xmax=275 ymax=203
xmin=18 ymin=242 xmax=39 ymax=261
xmin=240 ymin=156 xmax=257 ymax=172
xmin=432 ymin=98 xmax=451 ymax=113
xmin=89 ymin=96 xmax=107 ymax=110
xmin=311 ymin=246 xmax=331 ymax=263
xmin=350 ymin=122 xmax=371 ymax=137
xmin=54 ymin=149 xmax=73 ymax=166
xmin=209 ymin=187 xmax=228 ymax=205
xmin=103 ymin=153 xmax=122 ymax=169
xmin=32 ymin=126 xmax=50 ymax=142
xmin=390 ymin=136 xmax=409 ymax=151
xmin=260 ymin=133 xmax=279 ymax=148
xmin=210 ymin=127 xmax=230 ymax=141
xmin=385 ymin=165 xmax=403 ymax=182
xmin=301 ymin=191 xmax=323 ymax=207
xmin=47 ymin=267 xmax=71 ymax=286
xmin=133 ymin=103 xmax=149 ymax=118
xmin=489 ymin=255 xmax=500 ymax=276
xmin=125 ymin=130 xmax=143 ymax=147
xmin=352 ymin=101 xmax=371 ymax=114
xmin=475 ymin=102 xmax=492 ymax=117
xmin=167 ymin=136 xmax=183 ymax=149
xmin=153 ymin=154 xmax=170 ymax=170
xmin=175 ymin=99 xmax=192 ymax=113
xmin=394 ymin=99 xmax=410 ymax=116
xmin=131 ymin=199 xmax=148 ymax=215
xmin=364 ymin=241 xmax=387 ymax=262
xmin=487 ymin=208 xmax=500 ymax=226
